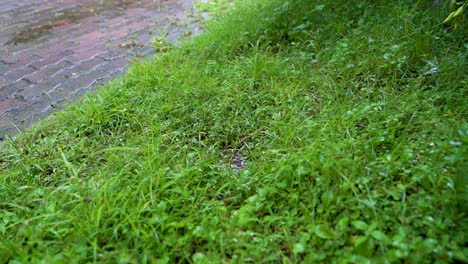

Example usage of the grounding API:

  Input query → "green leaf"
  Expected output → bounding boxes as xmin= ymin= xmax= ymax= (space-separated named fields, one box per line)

xmin=352 ymin=220 xmax=368 ymax=231
xmin=371 ymin=230 xmax=390 ymax=243
xmin=293 ymin=243 xmax=305 ymax=254
xmin=444 ymin=3 xmax=467 ymax=23
xmin=315 ymin=224 xmax=336 ymax=240
xmin=192 ymin=252 xmax=207 ymax=264
xmin=354 ymin=236 xmax=368 ymax=246
xmin=337 ymin=216 xmax=349 ymax=232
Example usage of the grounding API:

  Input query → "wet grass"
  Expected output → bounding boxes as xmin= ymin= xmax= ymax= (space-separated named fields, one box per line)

xmin=1 ymin=0 xmax=467 ymax=262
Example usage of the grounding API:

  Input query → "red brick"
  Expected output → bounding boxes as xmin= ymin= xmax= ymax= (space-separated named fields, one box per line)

xmin=29 ymin=49 xmax=74 ymax=70
xmin=0 ymin=62 xmax=10 ymax=76
xmin=1 ymin=54 xmax=42 ymax=72
xmin=0 ymin=0 xmax=199 ymax=137
xmin=72 ymin=57 xmax=107 ymax=72
xmin=0 ymin=98 xmax=25 ymax=114
xmin=73 ymin=30 xmax=108 ymax=43
xmin=68 ymin=47 xmax=108 ymax=61
xmin=4 ymin=66 xmax=36 ymax=82
xmin=0 ymin=80 xmax=30 ymax=100
xmin=108 ymin=56 xmax=129 ymax=69
xmin=1 ymin=56 xmax=19 ymax=64
xmin=23 ymin=60 xmax=73 ymax=84
xmin=31 ymin=41 xmax=76 ymax=58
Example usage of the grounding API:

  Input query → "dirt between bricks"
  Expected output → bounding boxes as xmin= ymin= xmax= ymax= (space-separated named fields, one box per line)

xmin=0 ymin=0 xmax=200 ymax=140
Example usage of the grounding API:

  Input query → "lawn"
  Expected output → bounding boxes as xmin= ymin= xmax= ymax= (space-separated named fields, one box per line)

xmin=0 ymin=0 xmax=466 ymax=262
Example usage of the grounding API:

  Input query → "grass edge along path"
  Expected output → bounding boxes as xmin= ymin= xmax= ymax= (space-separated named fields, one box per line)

xmin=0 ymin=0 xmax=467 ymax=262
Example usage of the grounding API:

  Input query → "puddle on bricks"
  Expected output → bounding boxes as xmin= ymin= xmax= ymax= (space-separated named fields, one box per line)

xmin=5 ymin=0 xmax=161 ymax=46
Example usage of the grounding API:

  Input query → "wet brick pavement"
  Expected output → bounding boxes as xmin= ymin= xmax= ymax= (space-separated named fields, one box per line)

xmin=0 ymin=0 xmax=200 ymax=140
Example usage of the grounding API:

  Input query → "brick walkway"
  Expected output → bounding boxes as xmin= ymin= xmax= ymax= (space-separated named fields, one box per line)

xmin=0 ymin=0 xmax=199 ymax=140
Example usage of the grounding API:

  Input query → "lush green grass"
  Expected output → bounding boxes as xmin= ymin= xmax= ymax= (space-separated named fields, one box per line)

xmin=1 ymin=0 xmax=467 ymax=262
